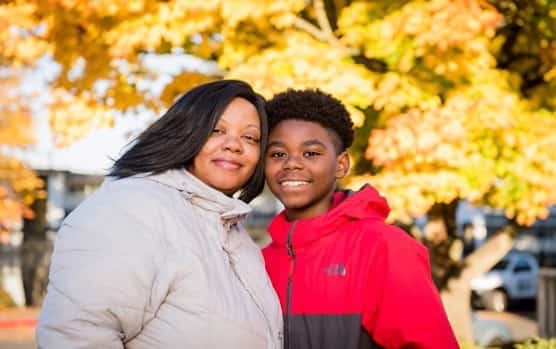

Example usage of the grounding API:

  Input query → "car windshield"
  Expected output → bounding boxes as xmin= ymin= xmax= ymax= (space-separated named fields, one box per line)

xmin=491 ymin=260 xmax=509 ymax=271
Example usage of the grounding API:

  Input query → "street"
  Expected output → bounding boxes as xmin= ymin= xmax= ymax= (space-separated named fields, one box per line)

xmin=0 ymin=307 xmax=539 ymax=349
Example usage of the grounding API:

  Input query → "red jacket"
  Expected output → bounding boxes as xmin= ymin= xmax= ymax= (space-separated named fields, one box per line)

xmin=263 ymin=186 xmax=459 ymax=349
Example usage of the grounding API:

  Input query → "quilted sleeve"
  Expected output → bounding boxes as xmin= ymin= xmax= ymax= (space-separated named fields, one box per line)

xmin=36 ymin=205 xmax=162 ymax=348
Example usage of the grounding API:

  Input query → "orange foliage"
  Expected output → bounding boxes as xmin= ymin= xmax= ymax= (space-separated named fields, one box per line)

xmin=1 ymin=0 xmax=554 ymax=227
xmin=0 ymin=73 xmax=43 ymax=230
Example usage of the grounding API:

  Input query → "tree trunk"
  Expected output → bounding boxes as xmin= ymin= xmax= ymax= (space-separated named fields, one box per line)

xmin=21 ymin=192 xmax=50 ymax=306
xmin=426 ymin=201 xmax=458 ymax=239
xmin=424 ymin=201 xmax=462 ymax=290
xmin=422 ymin=202 xmax=518 ymax=343
xmin=441 ymin=228 xmax=515 ymax=343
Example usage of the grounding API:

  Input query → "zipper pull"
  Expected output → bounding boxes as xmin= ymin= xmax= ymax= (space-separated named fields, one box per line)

xmin=222 ymin=246 xmax=239 ymax=266
xmin=287 ymin=243 xmax=294 ymax=258
xmin=286 ymin=222 xmax=296 ymax=258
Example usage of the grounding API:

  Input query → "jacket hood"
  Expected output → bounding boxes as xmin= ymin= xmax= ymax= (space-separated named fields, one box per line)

xmin=268 ymin=184 xmax=390 ymax=250
xmin=145 ymin=168 xmax=252 ymax=222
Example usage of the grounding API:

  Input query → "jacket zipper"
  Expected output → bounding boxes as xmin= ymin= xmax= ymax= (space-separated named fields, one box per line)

xmin=285 ymin=222 xmax=297 ymax=349
xmin=225 ymin=246 xmax=277 ymax=349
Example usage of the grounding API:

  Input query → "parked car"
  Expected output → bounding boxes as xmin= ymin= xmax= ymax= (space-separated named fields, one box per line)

xmin=470 ymin=251 xmax=539 ymax=312
xmin=514 ymin=231 xmax=556 ymax=267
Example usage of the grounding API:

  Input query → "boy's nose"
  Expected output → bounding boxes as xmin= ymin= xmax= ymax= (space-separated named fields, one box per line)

xmin=283 ymin=154 xmax=303 ymax=170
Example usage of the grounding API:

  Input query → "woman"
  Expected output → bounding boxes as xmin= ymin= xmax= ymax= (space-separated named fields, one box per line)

xmin=36 ymin=80 xmax=283 ymax=349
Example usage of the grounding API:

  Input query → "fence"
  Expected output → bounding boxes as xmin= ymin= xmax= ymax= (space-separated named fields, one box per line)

xmin=538 ymin=268 xmax=556 ymax=337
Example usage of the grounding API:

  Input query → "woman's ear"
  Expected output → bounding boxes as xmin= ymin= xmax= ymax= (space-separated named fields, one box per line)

xmin=335 ymin=152 xmax=350 ymax=179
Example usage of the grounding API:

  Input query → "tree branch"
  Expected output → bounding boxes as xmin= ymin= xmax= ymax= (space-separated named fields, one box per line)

xmin=292 ymin=16 xmax=329 ymax=42
xmin=459 ymin=229 xmax=514 ymax=282
xmin=292 ymin=14 xmax=359 ymax=56
xmin=314 ymin=0 xmax=334 ymax=37
xmin=477 ymin=0 xmax=498 ymax=13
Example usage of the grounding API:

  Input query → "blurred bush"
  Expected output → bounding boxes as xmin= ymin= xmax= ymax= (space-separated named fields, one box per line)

xmin=515 ymin=338 xmax=556 ymax=349
xmin=0 ymin=288 xmax=16 ymax=310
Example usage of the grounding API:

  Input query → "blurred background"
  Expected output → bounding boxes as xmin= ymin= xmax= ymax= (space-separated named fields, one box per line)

xmin=0 ymin=0 xmax=555 ymax=348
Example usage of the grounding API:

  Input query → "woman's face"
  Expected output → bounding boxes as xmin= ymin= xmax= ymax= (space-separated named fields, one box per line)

xmin=189 ymin=97 xmax=261 ymax=195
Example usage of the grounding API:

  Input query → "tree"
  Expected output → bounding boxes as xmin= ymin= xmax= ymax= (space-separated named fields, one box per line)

xmin=346 ymin=1 xmax=556 ymax=339
xmin=0 ymin=0 xmax=46 ymax=231
xmin=0 ymin=72 xmax=44 ymax=233
xmin=2 ymin=0 xmax=555 ymax=342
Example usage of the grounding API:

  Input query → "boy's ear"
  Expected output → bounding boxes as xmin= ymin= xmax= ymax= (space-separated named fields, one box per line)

xmin=335 ymin=151 xmax=350 ymax=179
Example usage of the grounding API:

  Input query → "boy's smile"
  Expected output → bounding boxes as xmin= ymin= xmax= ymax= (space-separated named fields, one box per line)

xmin=277 ymin=178 xmax=313 ymax=193
xmin=265 ymin=119 xmax=349 ymax=220
xmin=280 ymin=180 xmax=311 ymax=188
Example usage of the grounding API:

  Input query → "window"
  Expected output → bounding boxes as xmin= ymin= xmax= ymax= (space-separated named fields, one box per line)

xmin=491 ymin=260 xmax=509 ymax=271
xmin=513 ymin=260 xmax=532 ymax=273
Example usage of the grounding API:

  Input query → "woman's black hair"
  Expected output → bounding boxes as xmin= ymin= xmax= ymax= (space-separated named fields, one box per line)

xmin=109 ymin=79 xmax=268 ymax=203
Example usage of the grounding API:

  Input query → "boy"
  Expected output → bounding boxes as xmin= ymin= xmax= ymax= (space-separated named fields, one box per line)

xmin=263 ymin=89 xmax=458 ymax=349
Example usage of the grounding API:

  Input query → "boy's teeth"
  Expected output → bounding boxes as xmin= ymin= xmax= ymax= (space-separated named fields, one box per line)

xmin=282 ymin=181 xmax=308 ymax=187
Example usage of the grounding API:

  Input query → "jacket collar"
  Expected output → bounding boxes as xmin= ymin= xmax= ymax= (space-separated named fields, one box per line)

xmin=268 ymin=184 xmax=390 ymax=251
xmin=146 ymin=168 xmax=252 ymax=222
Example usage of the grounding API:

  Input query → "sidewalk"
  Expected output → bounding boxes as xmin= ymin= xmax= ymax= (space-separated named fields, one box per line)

xmin=0 ymin=307 xmax=38 ymax=349
xmin=477 ymin=310 xmax=538 ymax=343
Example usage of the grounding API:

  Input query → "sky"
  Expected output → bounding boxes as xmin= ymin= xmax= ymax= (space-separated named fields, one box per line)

xmin=10 ymin=52 xmax=218 ymax=175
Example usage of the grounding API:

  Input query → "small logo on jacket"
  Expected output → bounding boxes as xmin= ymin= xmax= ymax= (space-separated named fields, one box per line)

xmin=323 ymin=263 xmax=347 ymax=277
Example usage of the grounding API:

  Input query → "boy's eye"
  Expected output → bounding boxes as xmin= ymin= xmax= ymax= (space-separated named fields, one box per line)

xmin=269 ymin=151 xmax=287 ymax=159
xmin=304 ymin=151 xmax=321 ymax=157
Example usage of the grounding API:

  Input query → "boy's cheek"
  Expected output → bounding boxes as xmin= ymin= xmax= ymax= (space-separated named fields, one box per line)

xmin=266 ymin=182 xmax=283 ymax=198
xmin=264 ymin=164 xmax=280 ymax=181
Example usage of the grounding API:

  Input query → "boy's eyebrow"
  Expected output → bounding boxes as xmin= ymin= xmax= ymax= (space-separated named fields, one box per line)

xmin=267 ymin=139 xmax=326 ymax=148
xmin=267 ymin=140 xmax=286 ymax=148
xmin=302 ymin=139 xmax=326 ymax=147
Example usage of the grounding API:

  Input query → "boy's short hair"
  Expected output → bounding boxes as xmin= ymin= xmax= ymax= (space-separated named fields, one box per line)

xmin=265 ymin=89 xmax=354 ymax=152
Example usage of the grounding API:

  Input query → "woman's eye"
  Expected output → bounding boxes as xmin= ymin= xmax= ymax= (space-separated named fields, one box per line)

xmin=212 ymin=128 xmax=224 ymax=135
xmin=243 ymin=134 xmax=260 ymax=144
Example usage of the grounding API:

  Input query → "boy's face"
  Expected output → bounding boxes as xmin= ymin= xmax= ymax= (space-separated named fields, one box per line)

xmin=265 ymin=119 xmax=349 ymax=220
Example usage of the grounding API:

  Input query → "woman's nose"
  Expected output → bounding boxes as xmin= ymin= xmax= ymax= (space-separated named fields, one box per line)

xmin=222 ymin=135 xmax=242 ymax=153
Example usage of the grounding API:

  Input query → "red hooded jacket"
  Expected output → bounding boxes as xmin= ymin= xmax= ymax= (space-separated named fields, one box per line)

xmin=263 ymin=185 xmax=459 ymax=349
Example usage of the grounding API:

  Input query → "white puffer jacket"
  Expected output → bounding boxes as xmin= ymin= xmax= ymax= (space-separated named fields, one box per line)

xmin=37 ymin=169 xmax=283 ymax=349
